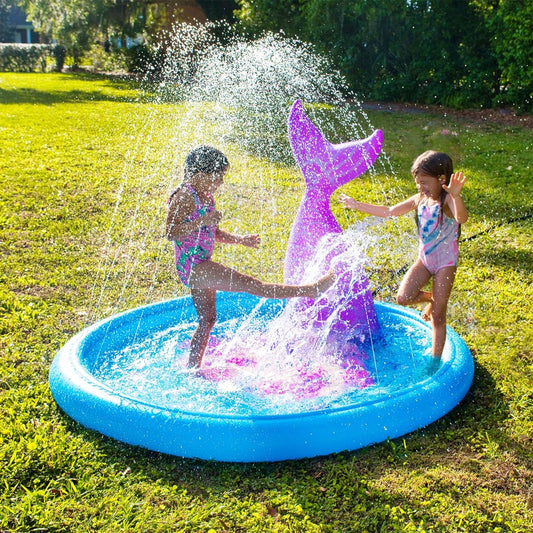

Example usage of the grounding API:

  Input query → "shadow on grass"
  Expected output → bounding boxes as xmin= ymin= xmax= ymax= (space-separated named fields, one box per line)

xmin=0 ymin=86 xmax=136 ymax=106
xmin=47 ymin=355 xmax=531 ymax=528
xmin=58 ymin=353 xmax=524 ymax=482
xmin=0 ymin=73 xmax=146 ymax=106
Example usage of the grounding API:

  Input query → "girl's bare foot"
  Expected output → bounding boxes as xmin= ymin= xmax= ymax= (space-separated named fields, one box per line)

xmin=422 ymin=302 xmax=433 ymax=321
xmin=426 ymin=355 xmax=442 ymax=375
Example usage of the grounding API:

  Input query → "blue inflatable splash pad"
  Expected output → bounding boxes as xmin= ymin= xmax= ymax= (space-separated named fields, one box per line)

xmin=49 ymin=294 xmax=474 ymax=462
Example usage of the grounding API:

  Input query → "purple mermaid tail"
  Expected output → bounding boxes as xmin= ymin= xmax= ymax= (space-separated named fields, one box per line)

xmin=284 ymin=100 xmax=383 ymax=335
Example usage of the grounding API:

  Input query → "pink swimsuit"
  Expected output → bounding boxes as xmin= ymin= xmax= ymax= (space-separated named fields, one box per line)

xmin=418 ymin=201 xmax=459 ymax=275
xmin=170 ymin=184 xmax=216 ymax=286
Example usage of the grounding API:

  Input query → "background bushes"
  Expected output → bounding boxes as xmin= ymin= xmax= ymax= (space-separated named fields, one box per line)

xmin=3 ymin=0 xmax=532 ymax=111
xmin=0 ymin=43 xmax=52 ymax=72
xmin=235 ymin=0 xmax=532 ymax=111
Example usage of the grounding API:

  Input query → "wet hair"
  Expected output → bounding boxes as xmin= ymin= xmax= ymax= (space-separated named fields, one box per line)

xmin=411 ymin=150 xmax=453 ymax=185
xmin=184 ymin=145 xmax=229 ymax=179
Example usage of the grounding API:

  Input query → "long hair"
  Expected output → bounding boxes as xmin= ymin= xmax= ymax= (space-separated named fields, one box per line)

xmin=411 ymin=150 xmax=453 ymax=187
xmin=411 ymin=151 xmax=454 ymax=228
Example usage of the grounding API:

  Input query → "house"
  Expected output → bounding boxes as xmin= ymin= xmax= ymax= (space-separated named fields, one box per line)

xmin=5 ymin=4 xmax=40 ymax=44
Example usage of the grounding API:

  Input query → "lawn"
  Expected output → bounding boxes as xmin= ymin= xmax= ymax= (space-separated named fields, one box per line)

xmin=0 ymin=72 xmax=531 ymax=532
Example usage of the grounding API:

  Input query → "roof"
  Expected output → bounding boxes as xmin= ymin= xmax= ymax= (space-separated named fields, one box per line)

xmin=8 ymin=6 xmax=32 ymax=27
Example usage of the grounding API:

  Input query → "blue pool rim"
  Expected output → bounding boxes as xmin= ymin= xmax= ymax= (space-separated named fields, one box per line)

xmin=49 ymin=294 xmax=474 ymax=462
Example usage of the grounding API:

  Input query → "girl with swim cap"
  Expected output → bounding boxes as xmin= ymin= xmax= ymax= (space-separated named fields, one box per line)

xmin=166 ymin=145 xmax=335 ymax=369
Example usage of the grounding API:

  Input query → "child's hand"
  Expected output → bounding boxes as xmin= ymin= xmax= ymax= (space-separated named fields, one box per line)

xmin=338 ymin=193 xmax=358 ymax=210
xmin=240 ymin=234 xmax=260 ymax=248
xmin=443 ymin=172 xmax=467 ymax=197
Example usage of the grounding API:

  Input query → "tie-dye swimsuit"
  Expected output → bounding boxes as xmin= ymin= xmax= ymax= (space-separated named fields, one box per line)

xmin=417 ymin=200 xmax=459 ymax=275
xmin=170 ymin=184 xmax=216 ymax=286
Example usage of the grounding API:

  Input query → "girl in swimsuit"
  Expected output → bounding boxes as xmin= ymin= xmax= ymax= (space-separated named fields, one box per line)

xmin=166 ymin=145 xmax=336 ymax=369
xmin=339 ymin=151 xmax=468 ymax=359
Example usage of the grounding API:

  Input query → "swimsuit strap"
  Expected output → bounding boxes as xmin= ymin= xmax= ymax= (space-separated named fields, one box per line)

xmin=183 ymin=183 xmax=201 ymax=208
xmin=183 ymin=183 xmax=213 ymax=214
xmin=168 ymin=183 xmax=209 ymax=204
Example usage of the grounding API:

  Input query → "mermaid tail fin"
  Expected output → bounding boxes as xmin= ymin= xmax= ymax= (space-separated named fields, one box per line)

xmin=284 ymin=100 xmax=383 ymax=283
xmin=287 ymin=100 xmax=383 ymax=197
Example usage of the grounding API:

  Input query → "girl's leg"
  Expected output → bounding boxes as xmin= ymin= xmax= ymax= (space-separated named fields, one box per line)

xmin=189 ymin=261 xmax=335 ymax=299
xmin=429 ymin=266 xmax=456 ymax=357
xmin=188 ymin=287 xmax=217 ymax=368
xmin=396 ymin=259 xmax=433 ymax=310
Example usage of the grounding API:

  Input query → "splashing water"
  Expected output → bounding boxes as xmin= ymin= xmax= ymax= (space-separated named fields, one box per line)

xmin=88 ymin=22 xmax=411 ymax=317
xmin=86 ymin=22 xmax=425 ymax=410
xmin=91 ymin=219 xmax=429 ymax=416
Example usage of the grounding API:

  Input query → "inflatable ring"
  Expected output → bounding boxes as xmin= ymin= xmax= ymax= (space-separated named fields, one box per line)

xmin=49 ymin=294 xmax=474 ymax=462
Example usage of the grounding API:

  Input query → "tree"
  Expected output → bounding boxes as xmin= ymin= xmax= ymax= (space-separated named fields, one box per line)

xmin=17 ymin=0 xmax=109 ymax=64
xmin=15 ymin=1 xmax=237 ymax=65
xmin=482 ymin=0 xmax=533 ymax=110
xmin=234 ymin=0 xmax=529 ymax=109
xmin=234 ymin=0 xmax=302 ymax=35
xmin=16 ymin=0 xmax=157 ymax=64
xmin=0 ymin=1 xmax=15 ymax=43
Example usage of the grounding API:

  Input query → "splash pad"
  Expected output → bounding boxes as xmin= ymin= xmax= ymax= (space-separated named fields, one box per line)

xmin=50 ymin=294 xmax=473 ymax=462
xmin=49 ymin=24 xmax=473 ymax=461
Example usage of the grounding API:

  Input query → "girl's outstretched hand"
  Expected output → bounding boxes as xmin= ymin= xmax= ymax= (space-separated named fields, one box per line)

xmin=338 ymin=193 xmax=358 ymax=210
xmin=443 ymin=172 xmax=467 ymax=197
xmin=239 ymin=234 xmax=261 ymax=248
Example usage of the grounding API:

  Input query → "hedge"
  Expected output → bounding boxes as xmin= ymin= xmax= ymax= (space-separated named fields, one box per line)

xmin=0 ymin=43 xmax=56 ymax=72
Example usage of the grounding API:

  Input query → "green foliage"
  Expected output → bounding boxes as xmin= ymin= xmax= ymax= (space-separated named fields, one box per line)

xmin=52 ymin=44 xmax=67 ymax=71
xmin=0 ymin=43 xmax=52 ymax=71
xmin=486 ymin=0 xmax=533 ymax=112
xmin=303 ymin=0 xmax=500 ymax=108
xmin=16 ymin=0 xmax=152 ymax=65
xmin=121 ymin=43 xmax=164 ymax=76
xmin=13 ymin=1 xmax=531 ymax=109
xmin=17 ymin=0 xmax=100 ymax=64
xmin=234 ymin=0 xmax=531 ymax=111
xmin=0 ymin=73 xmax=532 ymax=532
xmin=0 ymin=0 xmax=14 ymax=42
xmin=81 ymin=43 xmax=127 ymax=73
xmin=235 ymin=0 xmax=302 ymax=35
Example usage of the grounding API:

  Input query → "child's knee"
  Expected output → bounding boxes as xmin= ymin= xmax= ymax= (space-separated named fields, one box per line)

xmin=198 ymin=310 xmax=217 ymax=329
xmin=396 ymin=292 xmax=410 ymax=306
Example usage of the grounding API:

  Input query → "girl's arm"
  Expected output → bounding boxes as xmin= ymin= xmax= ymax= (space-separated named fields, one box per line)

xmin=165 ymin=190 xmax=221 ymax=241
xmin=215 ymin=229 xmax=260 ymax=248
xmin=444 ymin=172 xmax=468 ymax=224
xmin=339 ymin=193 xmax=418 ymax=218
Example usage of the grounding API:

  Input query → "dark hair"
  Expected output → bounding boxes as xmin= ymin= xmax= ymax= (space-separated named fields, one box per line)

xmin=411 ymin=151 xmax=456 ymax=229
xmin=411 ymin=151 xmax=453 ymax=185
xmin=184 ymin=145 xmax=229 ymax=179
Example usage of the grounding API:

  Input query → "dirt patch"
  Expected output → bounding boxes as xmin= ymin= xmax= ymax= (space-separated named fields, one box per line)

xmin=362 ymin=101 xmax=532 ymax=129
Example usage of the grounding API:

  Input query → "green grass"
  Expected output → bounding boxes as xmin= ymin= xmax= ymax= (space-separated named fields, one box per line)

xmin=1 ymin=72 xmax=532 ymax=532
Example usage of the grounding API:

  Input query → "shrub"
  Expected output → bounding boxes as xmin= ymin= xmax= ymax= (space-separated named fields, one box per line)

xmin=81 ymin=43 xmax=127 ymax=73
xmin=0 ymin=43 xmax=53 ymax=72
xmin=52 ymin=44 xmax=66 ymax=72
xmin=122 ymin=44 xmax=167 ymax=77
